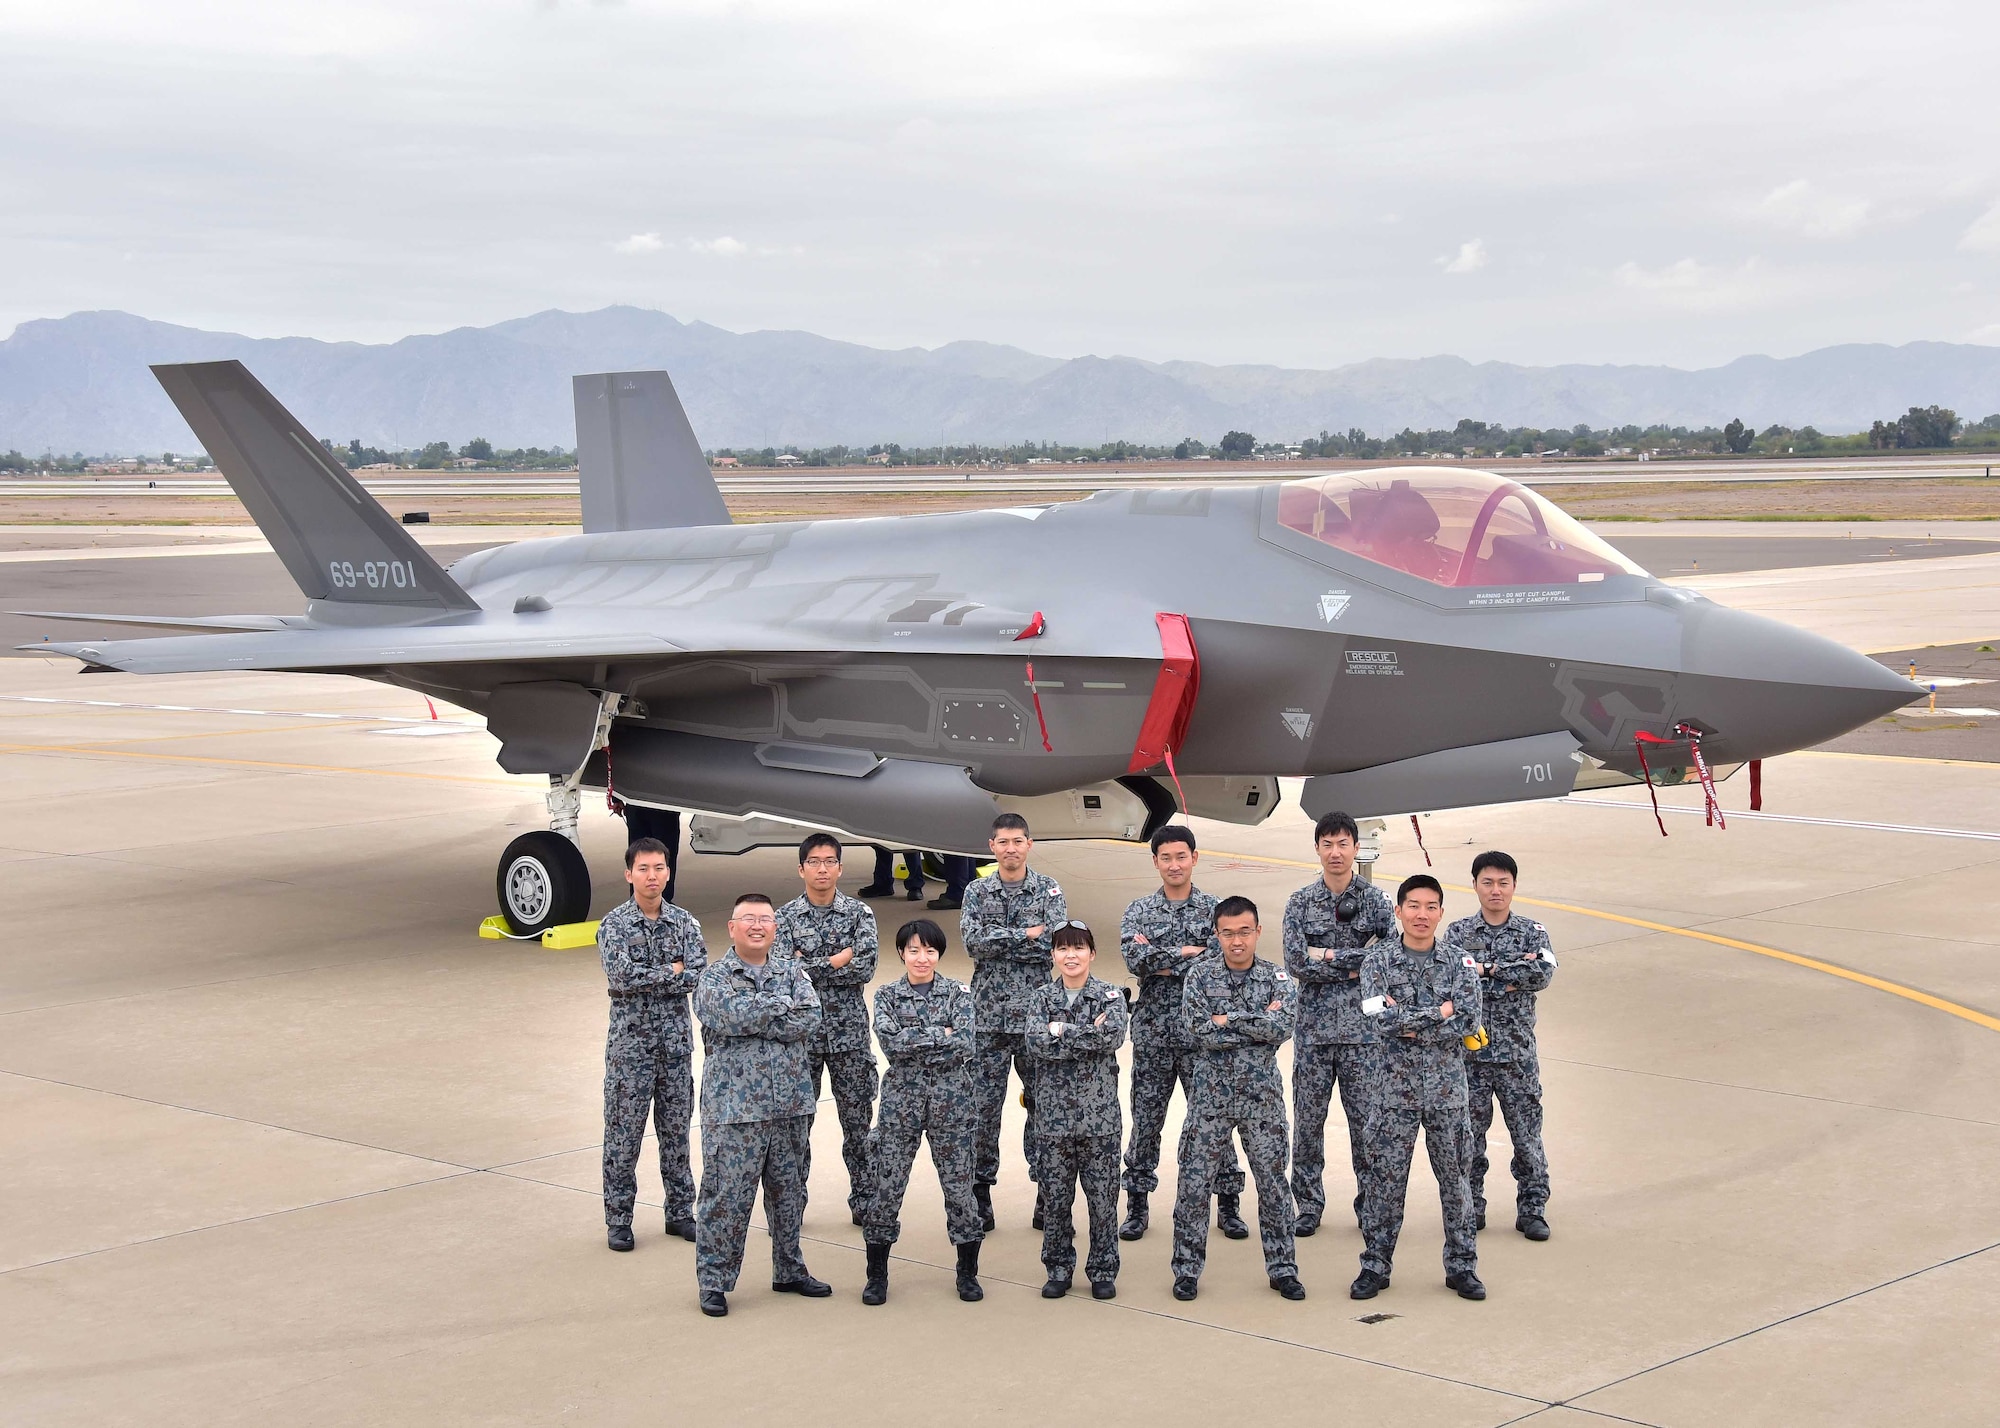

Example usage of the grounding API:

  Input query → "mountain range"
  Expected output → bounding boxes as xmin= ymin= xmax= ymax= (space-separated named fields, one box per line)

xmin=4 ymin=307 xmax=1999 ymax=455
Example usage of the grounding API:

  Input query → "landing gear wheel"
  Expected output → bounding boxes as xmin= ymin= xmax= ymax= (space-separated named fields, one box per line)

xmin=497 ymin=831 xmax=591 ymax=936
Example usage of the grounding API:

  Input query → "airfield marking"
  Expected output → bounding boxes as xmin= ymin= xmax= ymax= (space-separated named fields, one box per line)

xmin=1796 ymin=747 xmax=2000 ymax=770
xmin=0 ymin=741 xmax=525 ymax=788
xmin=1557 ymin=795 xmax=2000 ymax=843
xmin=1206 ymin=848 xmax=2000 ymax=1036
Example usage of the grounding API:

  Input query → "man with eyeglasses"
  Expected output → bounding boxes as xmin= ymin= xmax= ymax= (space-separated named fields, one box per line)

xmin=960 ymin=812 xmax=1066 ymax=1230
xmin=1283 ymin=810 xmax=1395 ymax=1237
xmin=774 ymin=833 xmax=881 ymax=1224
xmin=693 ymin=892 xmax=828 ymax=1317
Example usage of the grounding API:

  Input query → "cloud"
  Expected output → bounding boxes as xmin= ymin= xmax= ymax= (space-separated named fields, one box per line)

xmin=1968 ymin=321 xmax=2000 ymax=345
xmin=1614 ymin=257 xmax=1710 ymax=292
xmin=1960 ymin=199 xmax=2000 ymax=252
xmin=690 ymin=236 xmax=749 ymax=258
xmin=1755 ymin=179 xmax=1870 ymax=239
xmin=1438 ymin=238 xmax=1486 ymax=274
xmin=1611 ymin=256 xmax=1790 ymax=314
xmin=611 ymin=232 xmax=663 ymax=254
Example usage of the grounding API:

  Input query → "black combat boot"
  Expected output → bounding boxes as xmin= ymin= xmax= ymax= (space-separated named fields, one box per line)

xmin=1517 ymin=1213 xmax=1550 ymax=1241
xmin=1118 ymin=1189 xmax=1149 ymax=1241
xmin=1350 ymin=1269 xmax=1390 ymax=1300
xmin=1032 ymin=1187 xmax=1046 ymax=1230
xmin=955 ymin=1241 xmax=984 ymax=1302
xmin=1446 ymin=1270 xmax=1487 ymax=1301
xmin=607 ymin=1225 xmax=634 ymax=1252
xmin=1216 ymin=1192 xmax=1250 ymax=1240
xmin=862 ymin=1242 xmax=890 ymax=1306
xmin=974 ymin=1181 xmax=995 ymax=1232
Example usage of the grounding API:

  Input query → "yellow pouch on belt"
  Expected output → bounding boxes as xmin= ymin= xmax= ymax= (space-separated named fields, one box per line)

xmin=1462 ymin=1025 xmax=1490 ymax=1052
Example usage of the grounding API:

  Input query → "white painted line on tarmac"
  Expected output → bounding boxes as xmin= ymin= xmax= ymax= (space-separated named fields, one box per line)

xmin=0 ymin=694 xmax=446 ymax=725
xmin=1558 ymin=796 xmax=2000 ymax=842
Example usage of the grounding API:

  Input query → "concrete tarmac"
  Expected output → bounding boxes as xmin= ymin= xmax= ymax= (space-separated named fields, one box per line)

xmin=3 ymin=538 xmax=1998 ymax=1426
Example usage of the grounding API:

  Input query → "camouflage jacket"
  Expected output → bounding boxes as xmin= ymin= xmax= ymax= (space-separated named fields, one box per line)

xmin=1282 ymin=876 xmax=1395 ymax=1046
xmin=1360 ymin=939 xmax=1483 ymax=1111
xmin=693 ymin=951 xmax=822 ymax=1125
xmin=1445 ymin=912 xmax=1557 ymax=1065
xmin=1181 ymin=956 xmax=1297 ymax=1119
xmin=597 ymin=899 xmax=708 ymax=1052
xmin=773 ymin=891 xmax=880 ymax=1053
xmin=1120 ymin=886 xmax=1220 ymax=1051
xmin=1023 ymin=975 xmax=1129 ymax=1139
xmin=872 ymin=974 xmax=975 ymax=1072
xmin=959 ymin=867 xmax=1066 ymax=1034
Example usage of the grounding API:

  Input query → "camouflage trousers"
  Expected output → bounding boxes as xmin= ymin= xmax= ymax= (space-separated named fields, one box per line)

xmin=1359 ymin=1105 xmax=1477 ymax=1279
xmin=1467 ymin=1059 xmax=1549 ymax=1217
xmin=1123 ymin=1043 xmax=1244 ymax=1196
xmin=1290 ymin=1040 xmax=1378 ymax=1224
xmin=1038 ymin=1133 xmax=1121 ymax=1282
xmin=970 ymin=1030 xmax=1040 ymax=1187
xmin=695 ymin=1116 xmax=812 ymax=1293
xmin=807 ymin=1045 xmax=880 ymax=1215
xmin=1171 ymin=1111 xmax=1297 ymax=1282
xmin=864 ymin=1065 xmax=984 ymax=1247
xmin=601 ymin=1007 xmax=694 ymax=1228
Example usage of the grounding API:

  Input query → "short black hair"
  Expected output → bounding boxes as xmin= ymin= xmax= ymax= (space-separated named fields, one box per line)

xmin=731 ymin=892 xmax=774 ymax=915
xmin=625 ymin=837 xmax=669 ymax=870
xmin=1052 ymin=922 xmax=1096 ymax=952
xmin=1215 ymin=895 xmax=1259 ymax=923
xmin=991 ymin=812 xmax=1031 ymax=836
xmin=1471 ymin=850 xmax=1518 ymax=882
xmin=1313 ymin=811 xmax=1360 ymax=846
xmin=798 ymin=832 xmax=842 ymax=864
xmin=1149 ymin=824 xmax=1197 ymax=855
xmin=1396 ymin=874 xmax=1443 ymax=905
xmin=896 ymin=918 xmax=948 ymax=955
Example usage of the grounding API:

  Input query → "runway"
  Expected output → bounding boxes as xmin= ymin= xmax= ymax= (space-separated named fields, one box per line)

xmin=3 ymin=528 xmax=1998 ymax=1426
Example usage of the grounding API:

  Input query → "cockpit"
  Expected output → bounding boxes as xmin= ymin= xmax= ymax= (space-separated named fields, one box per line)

xmin=1275 ymin=467 xmax=1648 ymax=587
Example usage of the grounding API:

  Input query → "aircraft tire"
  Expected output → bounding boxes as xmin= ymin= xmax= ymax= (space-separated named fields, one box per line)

xmin=497 ymin=831 xmax=591 ymax=936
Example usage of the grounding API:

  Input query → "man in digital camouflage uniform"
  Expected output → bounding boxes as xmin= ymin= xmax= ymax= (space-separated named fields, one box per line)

xmin=1170 ymin=896 xmax=1306 ymax=1304
xmin=959 ymin=812 xmax=1066 ymax=1230
xmin=1282 ymin=810 xmax=1395 ymax=1236
xmin=773 ymin=833 xmax=880 ymax=1224
xmin=597 ymin=837 xmax=707 ymax=1252
xmin=1354 ymin=874 xmax=1486 ymax=1303
xmin=1118 ymin=824 xmax=1247 ymax=1242
xmin=692 ymin=893 xmax=828 ymax=1317
xmin=1446 ymin=850 xmax=1557 ymax=1241
xmin=1024 ymin=922 xmax=1129 ymax=1299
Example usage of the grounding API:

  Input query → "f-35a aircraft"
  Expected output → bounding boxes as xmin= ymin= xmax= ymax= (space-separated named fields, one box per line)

xmin=28 ymin=362 xmax=1917 ymax=934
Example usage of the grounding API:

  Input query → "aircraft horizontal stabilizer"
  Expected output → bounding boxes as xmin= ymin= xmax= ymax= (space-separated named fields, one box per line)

xmin=11 ymin=610 xmax=297 ymax=633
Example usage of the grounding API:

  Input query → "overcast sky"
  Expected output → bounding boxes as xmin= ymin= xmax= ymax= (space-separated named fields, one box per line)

xmin=3 ymin=0 xmax=1997 ymax=370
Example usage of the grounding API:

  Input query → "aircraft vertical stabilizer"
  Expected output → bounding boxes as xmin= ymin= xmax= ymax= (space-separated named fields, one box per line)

xmin=152 ymin=361 xmax=477 ymax=615
xmin=573 ymin=371 xmax=732 ymax=533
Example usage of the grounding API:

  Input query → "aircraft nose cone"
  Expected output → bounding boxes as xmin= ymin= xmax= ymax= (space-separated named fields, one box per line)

xmin=1673 ymin=595 xmax=1920 ymax=759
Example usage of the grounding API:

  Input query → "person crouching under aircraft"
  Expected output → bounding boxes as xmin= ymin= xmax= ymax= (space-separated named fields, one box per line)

xmin=860 ymin=919 xmax=985 ymax=1306
xmin=1024 ymin=921 xmax=1129 ymax=1300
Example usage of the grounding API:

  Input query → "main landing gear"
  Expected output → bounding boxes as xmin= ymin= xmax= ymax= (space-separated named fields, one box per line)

xmin=495 ymin=775 xmax=593 ymax=935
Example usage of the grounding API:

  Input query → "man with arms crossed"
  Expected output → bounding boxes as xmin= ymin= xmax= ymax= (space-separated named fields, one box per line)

xmin=773 ymin=833 xmax=880 ymax=1225
xmin=959 ymin=813 xmax=1066 ymax=1230
xmin=1353 ymin=875 xmax=1485 ymax=1302
xmin=597 ymin=837 xmax=706 ymax=1252
xmin=1282 ymin=811 xmax=1395 ymax=1235
xmin=1118 ymin=825 xmax=1247 ymax=1242
xmin=693 ymin=893 xmax=829 ymax=1317
xmin=1446 ymin=850 xmax=1557 ymax=1241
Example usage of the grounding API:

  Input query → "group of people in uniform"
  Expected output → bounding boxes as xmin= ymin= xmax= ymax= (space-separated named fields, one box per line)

xmin=594 ymin=808 xmax=1556 ymax=1316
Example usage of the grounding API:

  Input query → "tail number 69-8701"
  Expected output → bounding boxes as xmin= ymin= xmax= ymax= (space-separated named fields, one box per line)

xmin=329 ymin=559 xmax=419 ymax=592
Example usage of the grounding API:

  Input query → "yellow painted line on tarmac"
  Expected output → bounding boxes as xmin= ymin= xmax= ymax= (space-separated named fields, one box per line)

xmin=1205 ymin=846 xmax=2000 ymax=1036
xmin=0 ymin=740 xmax=523 ymax=788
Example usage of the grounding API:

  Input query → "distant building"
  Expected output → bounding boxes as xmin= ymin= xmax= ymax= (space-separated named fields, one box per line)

xmin=866 ymin=452 xmax=892 ymax=465
xmin=711 ymin=455 xmax=740 ymax=468
xmin=774 ymin=453 xmax=804 ymax=467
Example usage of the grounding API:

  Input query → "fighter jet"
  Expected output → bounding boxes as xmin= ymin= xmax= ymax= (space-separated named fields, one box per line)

xmin=24 ymin=362 xmax=1917 ymax=933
